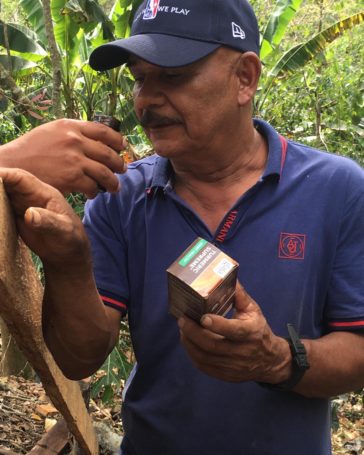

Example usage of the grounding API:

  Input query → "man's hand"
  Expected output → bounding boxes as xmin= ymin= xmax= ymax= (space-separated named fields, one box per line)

xmin=0 ymin=168 xmax=90 ymax=268
xmin=178 ymin=282 xmax=291 ymax=383
xmin=0 ymin=119 xmax=127 ymax=198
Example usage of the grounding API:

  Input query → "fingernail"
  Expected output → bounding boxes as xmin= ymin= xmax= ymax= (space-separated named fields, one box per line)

xmin=27 ymin=208 xmax=41 ymax=226
xmin=122 ymin=138 xmax=129 ymax=149
xmin=178 ymin=318 xmax=185 ymax=329
xmin=201 ymin=315 xmax=212 ymax=327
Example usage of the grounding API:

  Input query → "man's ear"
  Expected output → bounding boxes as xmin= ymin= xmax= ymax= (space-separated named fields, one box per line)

xmin=235 ymin=52 xmax=261 ymax=106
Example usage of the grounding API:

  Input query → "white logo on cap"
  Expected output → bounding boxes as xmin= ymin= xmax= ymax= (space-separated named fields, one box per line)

xmin=232 ymin=22 xmax=246 ymax=40
xmin=143 ymin=0 xmax=160 ymax=20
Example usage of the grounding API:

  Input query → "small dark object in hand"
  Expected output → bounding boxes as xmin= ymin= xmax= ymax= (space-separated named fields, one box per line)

xmin=92 ymin=114 xmax=121 ymax=193
xmin=93 ymin=114 xmax=121 ymax=132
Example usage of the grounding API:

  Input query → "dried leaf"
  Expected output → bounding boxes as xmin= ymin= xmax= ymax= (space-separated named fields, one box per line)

xmin=27 ymin=110 xmax=44 ymax=120
xmin=35 ymin=403 xmax=58 ymax=417
xmin=44 ymin=418 xmax=57 ymax=432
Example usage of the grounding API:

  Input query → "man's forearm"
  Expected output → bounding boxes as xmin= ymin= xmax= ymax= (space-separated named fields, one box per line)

xmin=294 ymin=332 xmax=364 ymax=398
xmin=42 ymin=263 xmax=116 ymax=380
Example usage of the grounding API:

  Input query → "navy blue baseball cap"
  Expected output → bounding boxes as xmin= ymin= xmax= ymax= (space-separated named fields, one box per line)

xmin=89 ymin=0 xmax=260 ymax=70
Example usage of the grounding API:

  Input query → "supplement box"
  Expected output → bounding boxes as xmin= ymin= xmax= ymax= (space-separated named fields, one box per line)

xmin=167 ymin=238 xmax=239 ymax=322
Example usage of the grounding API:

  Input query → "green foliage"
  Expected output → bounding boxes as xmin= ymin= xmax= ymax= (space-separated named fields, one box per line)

xmin=261 ymin=0 xmax=304 ymax=61
xmin=0 ymin=114 xmax=20 ymax=143
xmin=0 ymin=22 xmax=46 ymax=56
xmin=19 ymin=0 xmax=47 ymax=45
xmin=268 ymin=12 xmax=364 ymax=78
xmin=91 ymin=321 xmax=134 ymax=404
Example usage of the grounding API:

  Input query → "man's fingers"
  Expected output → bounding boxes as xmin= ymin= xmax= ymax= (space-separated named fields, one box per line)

xmin=179 ymin=316 xmax=238 ymax=353
xmin=80 ymin=121 xmax=126 ymax=153
xmin=0 ymin=168 xmax=59 ymax=208
xmin=234 ymin=281 xmax=261 ymax=314
xmin=197 ymin=282 xmax=263 ymax=341
xmin=83 ymin=136 xmax=126 ymax=174
xmin=0 ymin=167 xmax=39 ymax=192
xmin=200 ymin=314 xmax=252 ymax=342
xmin=24 ymin=207 xmax=75 ymax=234
xmin=84 ymin=161 xmax=121 ymax=195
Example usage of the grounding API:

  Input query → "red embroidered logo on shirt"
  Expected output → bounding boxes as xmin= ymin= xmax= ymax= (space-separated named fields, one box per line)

xmin=279 ymin=233 xmax=306 ymax=260
xmin=216 ymin=210 xmax=238 ymax=243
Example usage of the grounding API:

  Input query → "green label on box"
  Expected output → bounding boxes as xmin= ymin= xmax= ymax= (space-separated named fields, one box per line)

xmin=179 ymin=239 xmax=208 ymax=267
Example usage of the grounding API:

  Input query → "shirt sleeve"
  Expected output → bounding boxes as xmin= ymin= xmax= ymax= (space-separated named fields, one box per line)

xmin=83 ymin=192 xmax=129 ymax=316
xmin=325 ymin=164 xmax=364 ymax=332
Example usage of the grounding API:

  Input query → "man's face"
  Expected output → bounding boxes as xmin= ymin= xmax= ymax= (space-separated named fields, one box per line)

xmin=128 ymin=48 xmax=244 ymax=160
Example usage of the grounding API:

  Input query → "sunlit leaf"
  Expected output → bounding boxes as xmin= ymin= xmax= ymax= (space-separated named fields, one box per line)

xmin=261 ymin=0 xmax=304 ymax=61
xmin=0 ymin=54 xmax=38 ymax=73
xmin=269 ymin=12 xmax=364 ymax=77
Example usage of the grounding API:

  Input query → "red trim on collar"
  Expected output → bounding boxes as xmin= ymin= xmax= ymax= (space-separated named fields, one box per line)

xmin=280 ymin=136 xmax=288 ymax=175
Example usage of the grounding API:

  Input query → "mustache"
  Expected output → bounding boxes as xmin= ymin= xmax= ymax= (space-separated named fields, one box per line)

xmin=139 ymin=110 xmax=182 ymax=129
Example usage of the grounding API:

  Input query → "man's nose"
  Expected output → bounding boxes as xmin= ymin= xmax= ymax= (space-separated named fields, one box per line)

xmin=133 ymin=76 xmax=165 ymax=114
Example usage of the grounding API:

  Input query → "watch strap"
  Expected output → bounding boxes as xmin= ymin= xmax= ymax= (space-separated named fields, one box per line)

xmin=259 ymin=323 xmax=310 ymax=391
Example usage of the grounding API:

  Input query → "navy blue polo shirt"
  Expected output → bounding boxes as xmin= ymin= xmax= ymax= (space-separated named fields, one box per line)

xmin=84 ymin=119 xmax=364 ymax=455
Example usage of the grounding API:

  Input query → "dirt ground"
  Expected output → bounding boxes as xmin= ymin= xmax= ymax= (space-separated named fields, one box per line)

xmin=0 ymin=375 xmax=362 ymax=454
xmin=0 ymin=376 xmax=122 ymax=454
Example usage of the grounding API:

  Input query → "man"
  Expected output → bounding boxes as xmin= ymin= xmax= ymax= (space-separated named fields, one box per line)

xmin=0 ymin=119 xmax=126 ymax=197
xmin=2 ymin=0 xmax=364 ymax=454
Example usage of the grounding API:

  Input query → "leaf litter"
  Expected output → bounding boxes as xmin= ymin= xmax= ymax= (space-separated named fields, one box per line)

xmin=0 ymin=376 xmax=362 ymax=454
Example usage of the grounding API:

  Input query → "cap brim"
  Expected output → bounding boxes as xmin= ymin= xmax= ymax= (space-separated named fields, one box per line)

xmin=89 ymin=34 xmax=220 ymax=70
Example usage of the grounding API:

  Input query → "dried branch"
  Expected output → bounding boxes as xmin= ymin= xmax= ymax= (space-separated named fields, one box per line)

xmin=0 ymin=62 xmax=38 ymax=115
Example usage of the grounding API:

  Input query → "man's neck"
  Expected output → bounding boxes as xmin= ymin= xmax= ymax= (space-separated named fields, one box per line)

xmin=171 ymin=128 xmax=268 ymax=234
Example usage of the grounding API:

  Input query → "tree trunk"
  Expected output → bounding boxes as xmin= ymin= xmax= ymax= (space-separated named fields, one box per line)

xmin=42 ymin=0 xmax=63 ymax=118
xmin=41 ymin=0 xmax=63 ymax=119
xmin=0 ymin=317 xmax=34 ymax=378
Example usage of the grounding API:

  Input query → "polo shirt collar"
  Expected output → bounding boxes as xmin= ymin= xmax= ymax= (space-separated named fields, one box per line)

xmin=254 ymin=118 xmax=287 ymax=181
xmin=148 ymin=118 xmax=286 ymax=190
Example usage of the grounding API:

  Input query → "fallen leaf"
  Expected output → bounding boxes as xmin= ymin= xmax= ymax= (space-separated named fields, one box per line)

xmin=45 ymin=418 xmax=57 ymax=432
xmin=35 ymin=403 xmax=58 ymax=417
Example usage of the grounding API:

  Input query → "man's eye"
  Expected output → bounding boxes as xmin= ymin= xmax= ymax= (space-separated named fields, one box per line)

xmin=133 ymin=76 xmax=144 ymax=83
xmin=164 ymin=73 xmax=183 ymax=79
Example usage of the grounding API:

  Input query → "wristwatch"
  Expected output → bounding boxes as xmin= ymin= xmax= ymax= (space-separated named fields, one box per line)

xmin=259 ymin=323 xmax=310 ymax=391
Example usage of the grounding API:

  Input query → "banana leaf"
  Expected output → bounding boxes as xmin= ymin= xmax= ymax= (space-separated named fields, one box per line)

xmin=0 ymin=54 xmax=38 ymax=73
xmin=51 ymin=0 xmax=83 ymax=52
xmin=52 ymin=0 xmax=115 ymax=53
xmin=260 ymin=0 xmax=303 ymax=61
xmin=269 ymin=12 xmax=364 ymax=77
xmin=0 ymin=22 xmax=47 ymax=56
xmin=91 ymin=0 xmax=142 ymax=47
xmin=110 ymin=0 xmax=133 ymax=39
xmin=19 ymin=0 xmax=47 ymax=46
xmin=61 ymin=0 xmax=115 ymax=38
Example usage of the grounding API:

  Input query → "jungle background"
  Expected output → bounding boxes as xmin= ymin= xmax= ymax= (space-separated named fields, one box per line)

xmin=0 ymin=0 xmax=363 ymax=453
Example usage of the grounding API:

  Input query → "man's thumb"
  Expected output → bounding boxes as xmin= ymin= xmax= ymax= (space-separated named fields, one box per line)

xmin=24 ymin=207 xmax=70 ymax=233
xmin=234 ymin=281 xmax=260 ymax=315
xmin=25 ymin=207 xmax=42 ymax=227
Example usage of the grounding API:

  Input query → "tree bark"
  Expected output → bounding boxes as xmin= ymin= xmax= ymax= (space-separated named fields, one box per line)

xmin=0 ymin=317 xmax=34 ymax=378
xmin=1 ymin=21 xmax=12 ymax=73
xmin=41 ymin=0 xmax=63 ymax=119
xmin=0 ymin=181 xmax=99 ymax=455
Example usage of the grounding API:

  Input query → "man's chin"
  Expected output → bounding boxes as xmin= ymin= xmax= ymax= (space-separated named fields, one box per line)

xmin=149 ymin=137 xmax=182 ymax=158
